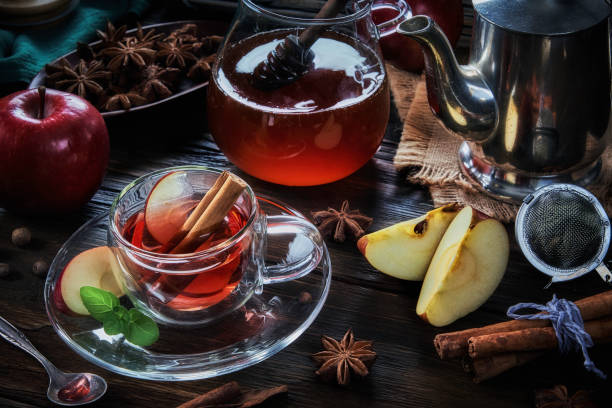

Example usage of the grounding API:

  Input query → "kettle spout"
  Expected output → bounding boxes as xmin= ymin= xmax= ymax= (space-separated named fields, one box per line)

xmin=397 ymin=16 xmax=497 ymax=142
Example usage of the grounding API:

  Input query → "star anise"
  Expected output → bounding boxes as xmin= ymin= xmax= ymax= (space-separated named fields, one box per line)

xmin=44 ymin=58 xmax=72 ymax=87
xmin=134 ymin=22 xmax=163 ymax=45
xmin=187 ymin=54 xmax=215 ymax=81
xmin=76 ymin=42 xmax=97 ymax=61
xmin=156 ymin=39 xmax=196 ymax=68
xmin=312 ymin=329 xmax=376 ymax=385
xmin=311 ymin=200 xmax=373 ymax=242
xmin=167 ymin=23 xmax=198 ymax=42
xmin=96 ymin=20 xmax=127 ymax=46
xmin=535 ymin=385 xmax=599 ymax=408
xmin=102 ymin=39 xmax=156 ymax=71
xmin=175 ymin=33 xmax=199 ymax=44
xmin=55 ymin=60 xmax=110 ymax=99
xmin=102 ymin=87 xmax=147 ymax=111
xmin=138 ymin=64 xmax=180 ymax=102
xmin=192 ymin=35 xmax=223 ymax=57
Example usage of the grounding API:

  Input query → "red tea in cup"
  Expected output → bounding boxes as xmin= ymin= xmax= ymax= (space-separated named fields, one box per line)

xmin=121 ymin=203 xmax=248 ymax=311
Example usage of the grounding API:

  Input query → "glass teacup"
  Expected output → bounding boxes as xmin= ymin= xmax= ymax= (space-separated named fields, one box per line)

xmin=108 ymin=166 xmax=324 ymax=327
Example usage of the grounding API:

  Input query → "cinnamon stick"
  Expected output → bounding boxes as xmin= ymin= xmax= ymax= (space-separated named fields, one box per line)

xmin=164 ymin=171 xmax=229 ymax=250
xmin=176 ymin=382 xmax=287 ymax=408
xmin=462 ymin=351 xmax=543 ymax=383
xmin=434 ymin=290 xmax=612 ymax=359
xmin=237 ymin=385 xmax=288 ymax=408
xmin=177 ymin=381 xmax=241 ymax=408
xmin=171 ymin=173 xmax=247 ymax=254
xmin=467 ymin=316 xmax=612 ymax=359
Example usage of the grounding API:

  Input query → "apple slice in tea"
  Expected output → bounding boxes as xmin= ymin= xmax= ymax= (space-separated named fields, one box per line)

xmin=144 ymin=171 xmax=197 ymax=246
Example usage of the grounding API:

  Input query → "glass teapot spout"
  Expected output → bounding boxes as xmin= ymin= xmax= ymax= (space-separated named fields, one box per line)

xmin=397 ymin=15 xmax=497 ymax=142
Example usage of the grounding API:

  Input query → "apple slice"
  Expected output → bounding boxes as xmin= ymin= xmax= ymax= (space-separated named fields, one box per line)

xmin=59 ymin=246 xmax=125 ymax=315
xmin=416 ymin=206 xmax=509 ymax=327
xmin=357 ymin=204 xmax=461 ymax=280
xmin=145 ymin=171 xmax=195 ymax=245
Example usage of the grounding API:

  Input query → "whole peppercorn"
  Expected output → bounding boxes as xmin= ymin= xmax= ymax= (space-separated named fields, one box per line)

xmin=32 ymin=260 xmax=49 ymax=277
xmin=11 ymin=227 xmax=32 ymax=247
xmin=0 ymin=263 xmax=9 ymax=278
xmin=298 ymin=291 xmax=312 ymax=304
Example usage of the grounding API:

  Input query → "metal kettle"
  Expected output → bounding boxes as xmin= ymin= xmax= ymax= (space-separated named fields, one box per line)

xmin=397 ymin=0 xmax=611 ymax=201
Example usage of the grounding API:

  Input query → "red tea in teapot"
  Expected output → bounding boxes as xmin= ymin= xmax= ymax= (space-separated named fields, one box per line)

xmin=208 ymin=30 xmax=389 ymax=186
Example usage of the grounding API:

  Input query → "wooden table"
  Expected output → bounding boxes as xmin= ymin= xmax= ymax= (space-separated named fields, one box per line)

xmin=1 ymin=8 xmax=611 ymax=408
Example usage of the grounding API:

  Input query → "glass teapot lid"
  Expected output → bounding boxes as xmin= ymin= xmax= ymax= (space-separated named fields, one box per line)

xmin=473 ymin=0 xmax=611 ymax=35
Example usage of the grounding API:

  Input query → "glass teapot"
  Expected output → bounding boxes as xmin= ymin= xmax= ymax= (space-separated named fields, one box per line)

xmin=207 ymin=0 xmax=404 ymax=186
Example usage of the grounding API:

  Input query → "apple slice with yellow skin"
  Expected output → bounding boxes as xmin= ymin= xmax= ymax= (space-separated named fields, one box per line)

xmin=357 ymin=204 xmax=461 ymax=280
xmin=59 ymin=246 xmax=125 ymax=315
xmin=145 ymin=171 xmax=195 ymax=246
xmin=416 ymin=206 xmax=509 ymax=327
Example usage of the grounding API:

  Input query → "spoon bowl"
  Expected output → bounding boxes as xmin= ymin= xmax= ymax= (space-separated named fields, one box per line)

xmin=49 ymin=372 xmax=108 ymax=406
xmin=0 ymin=316 xmax=108 ymax=405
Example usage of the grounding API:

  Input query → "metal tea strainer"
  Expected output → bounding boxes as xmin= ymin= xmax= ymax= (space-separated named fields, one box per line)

xmin=515 ymin=183 xmax=612 ymax=287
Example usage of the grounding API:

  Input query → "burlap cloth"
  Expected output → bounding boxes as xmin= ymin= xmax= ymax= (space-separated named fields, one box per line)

xmin=387 ymin=64 xmax=612 ymax=223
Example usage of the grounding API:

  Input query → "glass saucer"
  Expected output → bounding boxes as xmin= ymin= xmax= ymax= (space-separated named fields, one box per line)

xmin=44 ymin=196 xmax=331 ymax=381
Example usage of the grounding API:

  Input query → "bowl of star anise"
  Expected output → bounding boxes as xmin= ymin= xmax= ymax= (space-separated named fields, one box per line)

xmin=29 ymin=20 xmax=227 ymax=118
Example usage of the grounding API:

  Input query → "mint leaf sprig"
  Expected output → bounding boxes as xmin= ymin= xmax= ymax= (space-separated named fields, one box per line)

xmin=80 ymin=286 xmax=159 ymax=347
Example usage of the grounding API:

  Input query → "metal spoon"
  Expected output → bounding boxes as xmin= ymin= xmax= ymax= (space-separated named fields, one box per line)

xmin=0 ymin=316 xmax=107 ymax=405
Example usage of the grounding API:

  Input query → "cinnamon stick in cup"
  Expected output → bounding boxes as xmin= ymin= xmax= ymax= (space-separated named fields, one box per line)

xmin=170 ymin=172 xmax=247 ymax=254
xmin=163 ymin=171 xmax=230 ymax=251
xmin=467 ymin=316 xmax=612 ymax=359
xmin=434 ymin=290 xmax=612 ymax=359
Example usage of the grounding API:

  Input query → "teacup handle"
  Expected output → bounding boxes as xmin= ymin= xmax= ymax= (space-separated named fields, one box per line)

xmin=262 ymin=215 xmax=325 ymax=284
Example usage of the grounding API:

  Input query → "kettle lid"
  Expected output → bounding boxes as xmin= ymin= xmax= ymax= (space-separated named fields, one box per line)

xmin=473 ymin=0 xmax=611 ymax=35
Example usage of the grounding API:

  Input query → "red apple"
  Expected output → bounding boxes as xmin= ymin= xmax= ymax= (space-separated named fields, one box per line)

xmin=0 ymin=87 xmax=109 ymax=214
xmin=372 ymin=0 xmax=464 ymax=72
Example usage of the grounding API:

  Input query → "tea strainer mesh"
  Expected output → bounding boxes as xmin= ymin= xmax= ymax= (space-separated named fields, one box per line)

xmin=515 ymin=184 xmax=612 ymax=285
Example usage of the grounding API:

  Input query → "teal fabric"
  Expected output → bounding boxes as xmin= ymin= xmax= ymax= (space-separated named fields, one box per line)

xmin=0 ymin=0 xmax=150 ymax=84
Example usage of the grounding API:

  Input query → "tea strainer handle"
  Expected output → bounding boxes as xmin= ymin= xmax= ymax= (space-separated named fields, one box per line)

xmin=595 ymin=263 xmax=612 ymax=284
xmin=545 ymin=262 xmax=612 ymax=288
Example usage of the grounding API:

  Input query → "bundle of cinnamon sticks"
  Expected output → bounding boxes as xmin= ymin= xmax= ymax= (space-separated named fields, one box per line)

xmin=434 ymin=290 xmax=612 ymax=383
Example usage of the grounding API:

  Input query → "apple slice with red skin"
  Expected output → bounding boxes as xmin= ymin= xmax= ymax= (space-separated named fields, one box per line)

xmin=144 ymin=171 xmax=196 ymax=246
xmin=53 ymin=280 xmax=72 ymax=315
xmin=56 ymin=246 xmax=125 ymax=315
